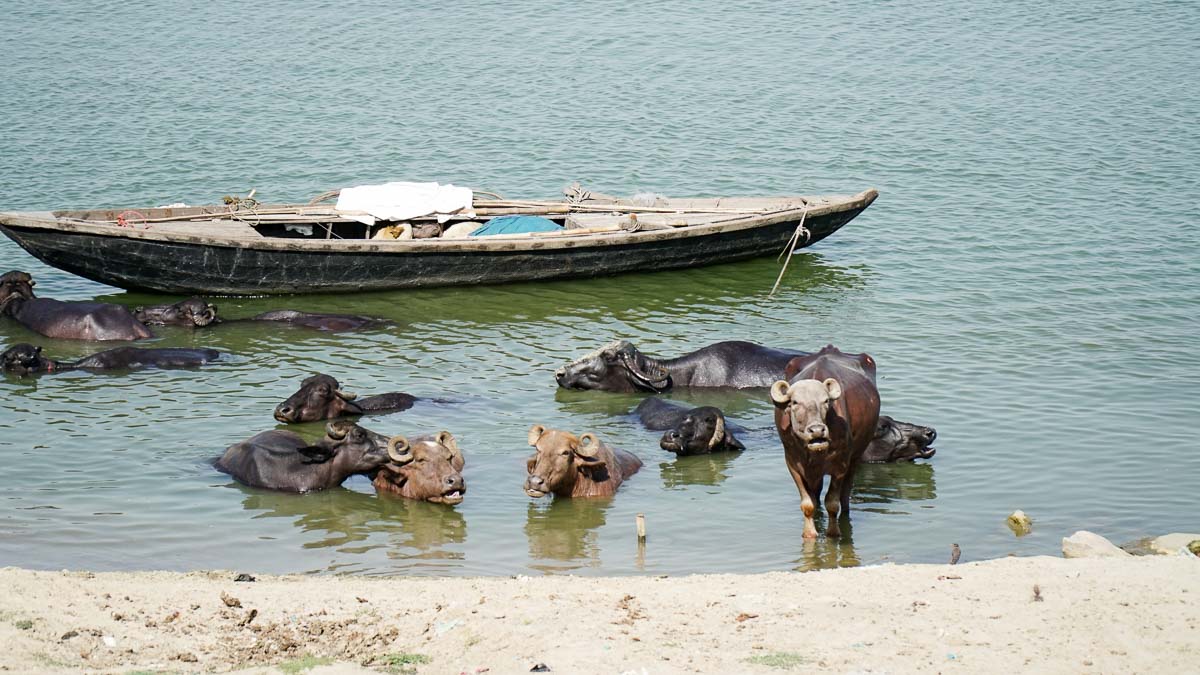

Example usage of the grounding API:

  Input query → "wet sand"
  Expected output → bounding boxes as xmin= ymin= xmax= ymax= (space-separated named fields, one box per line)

xmin=1 ymin=555 xmax=1196 ymax=674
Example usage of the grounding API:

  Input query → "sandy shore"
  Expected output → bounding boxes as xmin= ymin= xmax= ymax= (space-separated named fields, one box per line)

xmin=1 ymin=555 xmax=1196 ymax=674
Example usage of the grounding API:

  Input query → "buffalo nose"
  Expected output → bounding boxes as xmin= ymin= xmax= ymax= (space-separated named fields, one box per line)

xmin=666 ymin=431 xmax=681 ymax=440
xmin=526 ymin=475 xmax=546 ymax=489
xmin=444 ymin=474 xmax=464 ymax=489
xmin=274 ymin=404 xmax=293 ymax=421
xmin=925 ymin=428 xmax=938 ymax=442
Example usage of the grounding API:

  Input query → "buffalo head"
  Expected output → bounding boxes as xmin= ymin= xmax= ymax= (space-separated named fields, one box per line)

xmin=274 ymin=373 xmax=364 ymax=423
xmin=133 ymin=298 xmax=219 ymax=327
xmin=1 ymin=343 xmax=53 ymax=375
xmin=864 ymin=415 xmax=937 ymax=462
xmin=660 ymin=406 xmax=745 ymax=455
xmin=0 ymin=270 xmax=35 ymax=314
xmin=554 ymin=340 xmax=671 ymax=392
xmin=524 ymin=425 xmax=607 ymax=498
xmin=303 ymin=420 xmax=409 ymax=475
xmin=373 ymin=430 xmax=466 ymax=505
xmin=771 ymin=377 xmax=843 ymax=452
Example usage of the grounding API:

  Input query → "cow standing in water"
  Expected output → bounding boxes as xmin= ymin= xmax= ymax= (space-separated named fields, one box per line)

xmin=771 ymin=345 xmax=880 ymax=538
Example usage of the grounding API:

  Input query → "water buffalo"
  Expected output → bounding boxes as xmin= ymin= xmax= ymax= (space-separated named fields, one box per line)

xmin=555 ymin=340 xmax=806 ymax=392
xmin=133 ymin=300 xmax=390 ymax=332
xmin=273 ymin=373 xmax=417 ymax=423
xmin=0 ymin=270 xmax=152 ymax=341
xmin=372 ymin=431 xmax=466 ymax=505
xmin=524 ymin=426 xmax=642 ymax=498
xmin=634 ymin=398 xmax=746 ymax=455
xmin=215 ymin=420 xmax=406 ymax=493
xmin=863 ymin=415 xmax=937 ymax=463
xmin=772 ymin=345 xmax=880 ymax=538
xmin=1 ymin=342 xmax=220 ymax=375
xmin=133 ymin=298 xmax=218 ymax=327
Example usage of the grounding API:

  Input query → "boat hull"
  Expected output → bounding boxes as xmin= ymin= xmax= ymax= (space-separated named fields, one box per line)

xmin=0 ymin=193 xmax=874 ymax=295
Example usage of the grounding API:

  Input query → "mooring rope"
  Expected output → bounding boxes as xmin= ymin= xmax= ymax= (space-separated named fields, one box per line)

xmin=769 ymin=207 xmax=810 ymax=297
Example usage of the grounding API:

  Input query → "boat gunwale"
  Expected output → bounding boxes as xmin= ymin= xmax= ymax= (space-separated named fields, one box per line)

xmin=0 ymin=189 xmax=877 ymax=254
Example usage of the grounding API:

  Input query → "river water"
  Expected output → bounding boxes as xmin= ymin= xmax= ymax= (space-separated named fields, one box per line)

xmin=1 ymin=0 xmax=1196 ymax=576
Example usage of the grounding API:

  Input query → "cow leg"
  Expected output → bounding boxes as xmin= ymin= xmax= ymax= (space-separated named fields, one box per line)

xmin=824 ymin=476 xmax=843 ymax=538
xmin=840 ymin=457 xmax=859 ymax=514
xmin=786 ymin=462 xmax=819 ymax=539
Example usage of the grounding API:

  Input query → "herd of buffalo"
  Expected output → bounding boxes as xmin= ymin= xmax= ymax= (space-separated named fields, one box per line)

xmin=2 ymin=269 xmax=938 ymax=538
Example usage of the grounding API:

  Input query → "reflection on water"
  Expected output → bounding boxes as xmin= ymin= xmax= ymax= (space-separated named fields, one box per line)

xmin=525 ymin=497 xmax=613 ymax=573
xmin=659 ymin=452 xmax=740 ymax=489
xmin=793 ymin=537 xmax=861 ymax=572
xmin=854 ymin=462 xmax=938 ymax=511
xmin=237 ymin=485 xmax=466 ymax=563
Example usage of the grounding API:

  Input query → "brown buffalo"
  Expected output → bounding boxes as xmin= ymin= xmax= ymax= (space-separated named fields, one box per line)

xmin=373 ymin=431 xmax=466 ymax=505
xmin=772 ymin=345 xmax=880 ymax=538
xmin=524 ymin=426 xmax=642 ymax=498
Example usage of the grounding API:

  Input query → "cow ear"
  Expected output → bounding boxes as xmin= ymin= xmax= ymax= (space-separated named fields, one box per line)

xmin=823 ymin=378 xmax=842 ymax=400
xmin=297 ymin=445 xmax=335 ymax=464
xmin=527 ymin=424 xmax=546 ymax=447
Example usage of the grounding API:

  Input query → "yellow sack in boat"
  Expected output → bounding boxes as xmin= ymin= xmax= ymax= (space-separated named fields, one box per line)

xmin=372 ymin=223 xmax=413 ymax=240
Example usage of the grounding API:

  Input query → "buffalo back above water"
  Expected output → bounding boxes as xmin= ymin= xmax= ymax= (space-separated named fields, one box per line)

xmin=133 ymin=298 xmax=219 ymax=327
xmin=373 ymin=431 xmax=466 ymax=504
xmin=771 ymin=345 xmax=880 ymax=538
xmin=524 ymin=426 xmax=642 ymax=498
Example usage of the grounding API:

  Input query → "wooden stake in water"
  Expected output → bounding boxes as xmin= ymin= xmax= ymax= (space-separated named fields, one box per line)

xmin=636 ymin=513 xmax=646 ymax=543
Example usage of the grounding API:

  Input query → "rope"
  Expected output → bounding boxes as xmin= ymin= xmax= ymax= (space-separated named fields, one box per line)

xmin=115 ymin=210 xmax=148 ymax=228
xmin=769 ymin=207 xmax=810 ymax=297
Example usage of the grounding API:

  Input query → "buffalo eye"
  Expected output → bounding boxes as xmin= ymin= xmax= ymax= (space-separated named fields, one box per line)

xmin=601 ymin=350 xmax=617 ymax=362
xmin=560 ymin=450 xmax=570 ymax=456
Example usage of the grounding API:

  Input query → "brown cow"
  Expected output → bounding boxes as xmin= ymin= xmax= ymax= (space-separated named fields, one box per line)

xmin=772 ymin=345 xmax=880 ymax=538
xmin=524 ymin=426 xmax=642 ymax=498
xmin=372 ymin=431 xmax=466 ymax=505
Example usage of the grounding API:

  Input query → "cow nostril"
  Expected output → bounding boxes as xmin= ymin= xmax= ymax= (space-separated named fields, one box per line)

xmin=554 ymin=368 xmax=565 ymax=379
xmin=926 ymin=429 xmax=937 ymax=441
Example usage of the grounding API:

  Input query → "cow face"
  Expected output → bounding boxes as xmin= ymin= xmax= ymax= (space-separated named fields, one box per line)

xmin=660 ymin=406 xmax=745 ymax=455
xmin=554 ymin=340 xmax=671 ymax=392
xmin=133 ymin=298 xmax=219 ymax=327
xmin=302 ymin=420 xmax=405 ymax=475
xmin=1 ymin=343 xmax=53 ymax=375
xmin=771 ymin=378 xmax=843 ymax=452
xmin=373 ymin=431 xmax=466 ymax=504
xmin=864 ymin=415 xmax=937 ymax=462
xmin=524 ymin=426 xmax=606 ymax=497
xmin=274 ymin=373 xmax=364 ymax=423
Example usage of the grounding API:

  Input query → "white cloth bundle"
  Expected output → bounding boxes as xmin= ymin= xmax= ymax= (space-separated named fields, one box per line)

xmin=335 ymin=181 xmax=474 ymax=225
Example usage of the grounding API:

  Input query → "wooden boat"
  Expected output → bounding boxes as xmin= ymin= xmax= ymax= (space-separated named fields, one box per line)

xmin=0 ymin=188 xmax=878 ymax=295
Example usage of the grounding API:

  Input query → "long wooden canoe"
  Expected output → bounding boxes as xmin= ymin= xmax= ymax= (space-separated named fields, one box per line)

xmin=0 ymin=189 xmax=877 ymax=295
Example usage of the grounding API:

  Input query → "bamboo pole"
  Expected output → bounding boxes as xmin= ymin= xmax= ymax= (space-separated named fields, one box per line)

xmin=636 ymin=513 xmax=647 ymax=543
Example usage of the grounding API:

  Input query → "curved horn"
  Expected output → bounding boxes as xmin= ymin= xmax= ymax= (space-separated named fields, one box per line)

xmin=770 ymin=381 xmax=791 ymax=405
xmin=387 ymin=435 xmax=412 ymax=463
xmin=438 ymin=430 xmax=464 ymax=467
xmin=325 ymin=421 xmax=349 ymax=440
xmin=196 ymin=304 xmax=218 ymax=325
xmin=620 ymin=352 xmax=671 ymax=392
xmin=708 ymin=415 xmax=726 ymax=450
xmin=527 ymin=424 xmax=546 ymax=447
xmin=576 ymin=432 xmax=601 ymax=458
xmin=334 ymin=388 xmax=358 ymax=401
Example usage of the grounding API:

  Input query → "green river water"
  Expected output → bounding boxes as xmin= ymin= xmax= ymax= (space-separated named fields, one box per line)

xmin=0 ymin=0 xmax=1196 ymax=575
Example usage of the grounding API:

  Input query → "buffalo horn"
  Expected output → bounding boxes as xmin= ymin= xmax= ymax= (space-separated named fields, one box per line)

xmin=770 ymin=381 xmax=791 ymax=405
xmin=387 ymin=435 xmax=412 ymax=463
xmin=708 ymin=415 xmax=726 ymax=450
xmin=325 ymin=421 xmax=349 ymax=440
xmin=620 ymin=352 xmax=671 ymax=392
xmin=576 ymin=432 xmax=601 ymax=458
xmin=334 ymin=388 xmax=358 ymax=401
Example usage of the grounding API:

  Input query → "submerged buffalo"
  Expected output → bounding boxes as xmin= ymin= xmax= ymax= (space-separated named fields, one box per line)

xmin=1 ymin=271 xmax=152 ymax=341
xmin=772 ymin=345 xmax=880 ymax=538
xmin=634 ymin=398 xmax=746 ymax=455
xmin=863 ymin=415 xmax=937 ymax=463
xmin=216 ymin=420 xmax=405 ymax=493
xmin=373 ymin=431 xmax=466 ymax=505
xmin=134 ymin=298 xmax=390 ymax=332
xmin=524 ymin=426 xmax=642 ymax=498
xmin=555 ymin=340 xmax=806 ymax=392
xmin=273 ymin=373 xmax=417 ymax=423
xmin=1 ymin=342 xmax=220 ymax=375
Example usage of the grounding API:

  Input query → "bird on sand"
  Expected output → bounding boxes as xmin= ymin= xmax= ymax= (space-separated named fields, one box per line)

xmin=950 ymin=543 xmax=961 ymax=564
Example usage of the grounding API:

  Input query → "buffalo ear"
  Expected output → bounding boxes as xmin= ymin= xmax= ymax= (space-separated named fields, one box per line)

xmin=34 ymin=346 xmax=42 ymax=355
xmin=726 ymin=433 xmax=746 ymax=451
xmin=297 ymin=445 xmax=336 ymax=464
xmin=527 ymin=424 xmax=546 ymax=447
xmin=823 ymin=378 xmax=843 ymax=400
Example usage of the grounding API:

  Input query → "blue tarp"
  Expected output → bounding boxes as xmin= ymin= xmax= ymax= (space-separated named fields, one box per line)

xmin=469 ymin=215 xmax=562 ymax=237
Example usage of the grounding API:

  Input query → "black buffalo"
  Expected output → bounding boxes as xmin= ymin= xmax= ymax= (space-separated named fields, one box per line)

xmin=274 ymin=373 xmax=417 ymax=423
xmin=634 ymin=398 xmax=746 ymax=455
xmin=133 ymin=299 xmax=390 ymax=333
xmin=1 ymin=342 xmax=220 ymax=376
xmin=215 ymin=420 xmax=407 ymax=493
xmin=556 ymin=340 xmax=806 ymax=392
xmin=862 ymin=415 xmax=937 ymax=463
xmin=1 ymin=271 xmax=152 ymax=341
